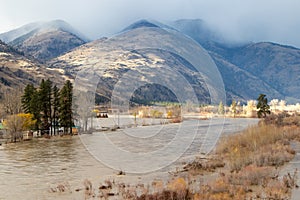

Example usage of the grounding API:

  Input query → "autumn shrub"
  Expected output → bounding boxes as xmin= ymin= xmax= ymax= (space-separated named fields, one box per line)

xmin=263 ymin=178 xmax=292 ymax=199
xmin=254 ymin=143 xmax=295 ymax=167
xmin=196 ymin=178 xmax=247 ymax=200
xmin=228 ymin=165 xmax=273 ymax=186
xmin=136 ymin=178 xmax=190 ymax=200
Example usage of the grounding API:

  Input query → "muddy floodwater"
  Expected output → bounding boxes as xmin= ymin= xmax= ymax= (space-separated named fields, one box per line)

xmin=0 ymin=118 xmax=258 ymax=200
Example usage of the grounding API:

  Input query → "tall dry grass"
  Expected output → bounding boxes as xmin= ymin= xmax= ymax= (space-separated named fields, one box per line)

xmin=216 ymin=123 xmax=297 ymax=171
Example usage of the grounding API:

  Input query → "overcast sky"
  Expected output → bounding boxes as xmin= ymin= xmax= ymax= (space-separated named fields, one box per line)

xmin=1 ymin=0 xmax=300 ymax=47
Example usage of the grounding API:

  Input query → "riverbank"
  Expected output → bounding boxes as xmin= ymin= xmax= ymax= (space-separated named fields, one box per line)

xmin=137 ymin=115 xmax=300 ymax=199
xmin=71 ymin=116 xmax=300 ymax=199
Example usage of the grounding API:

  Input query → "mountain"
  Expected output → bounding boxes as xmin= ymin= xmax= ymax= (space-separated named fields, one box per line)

xmin=210 ymin=51 xmax=283 ymax=102
xmin=49 ymin=26 xmax=211 ymax=104
xmin=48 ymin=19 xmax=300 ymax=104
xmin=222 ymin=42 xmax=300 ymax=103
xmin=0 ymin=20 xmax=88 ymax=62
xmin=122 ymin=19 xmax=160 ymax=32
xmin=0 ymin=40 xmax=65 ymax=94
xmin=1 ymin=18 xmax=299 ymax=104
xmin=168 ymin=19 xmax=300 ymax=103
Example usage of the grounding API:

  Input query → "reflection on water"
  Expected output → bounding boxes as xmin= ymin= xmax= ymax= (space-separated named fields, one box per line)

xmin=0 ymin=118 xmax=258 ymax=200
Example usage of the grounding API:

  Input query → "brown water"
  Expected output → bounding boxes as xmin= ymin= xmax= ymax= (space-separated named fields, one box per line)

xmin=0 ymin=118 xmax=258 ymax=200
xmin=0 ymin=137 xmax=113 ymax=199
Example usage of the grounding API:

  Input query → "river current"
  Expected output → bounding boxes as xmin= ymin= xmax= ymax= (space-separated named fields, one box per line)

xmin=0 ymin=118 xmax=258 ymax=199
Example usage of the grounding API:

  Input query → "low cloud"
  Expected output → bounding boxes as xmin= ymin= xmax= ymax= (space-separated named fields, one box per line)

xmin=1 ymin=0 xmax=300 ymax=47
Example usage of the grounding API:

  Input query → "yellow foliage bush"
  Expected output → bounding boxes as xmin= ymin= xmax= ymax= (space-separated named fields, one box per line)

xmin=167 ymin=177 xmax=187 ymax=192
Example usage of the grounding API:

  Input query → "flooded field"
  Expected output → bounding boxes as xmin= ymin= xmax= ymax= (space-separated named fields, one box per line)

xmin=0 ymin=118 xmax=258 ymax=199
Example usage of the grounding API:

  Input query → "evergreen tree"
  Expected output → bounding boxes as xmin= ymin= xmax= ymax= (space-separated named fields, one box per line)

xmin=21 ymin=84 xmax=36 ymax=113
xmin=21 ymin=84 xmax=41 ymax=130
xmin=257 ymin=94 xmax=271 ymax=118
xmin=30 ymin=89 xmax=41 ymax=130
xmin=59 ymin=80 xmax=73 ymax=134
xmin=52 ymin=85 xmax=60 ymax=135
xmin=39 ymin=79 xmax=52 ymax=134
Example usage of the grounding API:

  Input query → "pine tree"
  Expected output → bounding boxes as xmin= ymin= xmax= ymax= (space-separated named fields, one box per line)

xmin=21 ymin=84 xmax=36 ymax=113
xmin=21 ymin=84 xmax=41 ymax=130
xmin=39 ymin=79 xmax=52 ymax=134
xmin=257 ymin=94 xmax=270 ymax=118
xmin=30 ymin=90 xmax=41 ymax=130
xmin=52 ymin=85 xmax=60 ymax=135
xmin=59 ymin=80 xmax=73 ymax=134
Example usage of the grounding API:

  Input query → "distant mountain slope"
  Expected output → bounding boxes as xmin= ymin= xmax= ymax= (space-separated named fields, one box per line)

xmin=168 ymin=19 xmax=300 ymax=103
xmin=223 ymin=42 xmax=300 ymax=102
xmin=0 ymin=20 xmax=88 ymax=62
xmin=210 ymin=52 xmax=283 ymax=102
xmin=0 ymin=22 xmax=42 ymax=43
xmin=0 ymin=40 xmax=64 ymax=94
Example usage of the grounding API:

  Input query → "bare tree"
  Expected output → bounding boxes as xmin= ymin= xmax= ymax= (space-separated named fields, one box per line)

xmin=4 ymin=115 xmax=24 ymax=142
xmin=1 ymin=88 xmax=23 ymax=116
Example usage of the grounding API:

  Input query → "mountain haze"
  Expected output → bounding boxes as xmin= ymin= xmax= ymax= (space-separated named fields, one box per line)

xmin=0 ymin=20 xmax=88 ymax=62
xmin=169 ymin=19 xmax=300 ymax=103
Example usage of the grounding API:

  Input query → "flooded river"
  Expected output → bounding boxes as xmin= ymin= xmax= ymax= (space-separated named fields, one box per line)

xmin=0 ymin=118 xmax=258 ymax=200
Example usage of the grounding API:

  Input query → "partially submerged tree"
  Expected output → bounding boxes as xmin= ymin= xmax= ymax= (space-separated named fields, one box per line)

xmin=22 ymin=84 xmax=41 ymax=130
xmin=39 ymin=79 xmax=52 ymax=134
xmin=3 ymin=113 xmax=36 ymax=142
xmin=52 ymin=85 xmax=60 ymax=135
xmin=59 ymin=80 xmax=73 ymax=134
xmin=256 ymin=94 xmax=271 ymax=118
xmin=8 ymin=80 xmax=74 ymax=137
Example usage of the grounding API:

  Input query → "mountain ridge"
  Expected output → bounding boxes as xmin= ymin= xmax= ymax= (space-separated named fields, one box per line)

xmin=0 ymin=40 xmax=65 ymax=95
xmin=1 ymin=19 xmax=300 ymax=104
xmin=0 ymin=20 xmax=88 ymax=62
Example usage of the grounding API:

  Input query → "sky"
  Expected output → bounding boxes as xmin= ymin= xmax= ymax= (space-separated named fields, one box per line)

xmin=1 ymin=0 xmax=300 ymax=47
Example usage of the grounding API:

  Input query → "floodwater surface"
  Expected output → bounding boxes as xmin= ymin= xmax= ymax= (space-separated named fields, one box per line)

xmin=0 ymin=118 xmax=258 ymax=199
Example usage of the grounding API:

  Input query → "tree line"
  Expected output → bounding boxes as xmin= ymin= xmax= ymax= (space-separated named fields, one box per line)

xmin=21 ymin=79 xmax=73 ymax=135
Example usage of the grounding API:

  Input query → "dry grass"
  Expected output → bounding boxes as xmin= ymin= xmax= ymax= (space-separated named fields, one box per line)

xmin=216 ymin=123 xmax=297 ymax=172
xmin=264 ymin=112 xmax=300 ymax=127
xmin=183 ymin=156 xmax=225 ymax=174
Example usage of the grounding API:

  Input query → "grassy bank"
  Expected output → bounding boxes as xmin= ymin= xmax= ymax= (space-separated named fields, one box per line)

xmin=178 ymin=115 xmax=300 ymax=199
